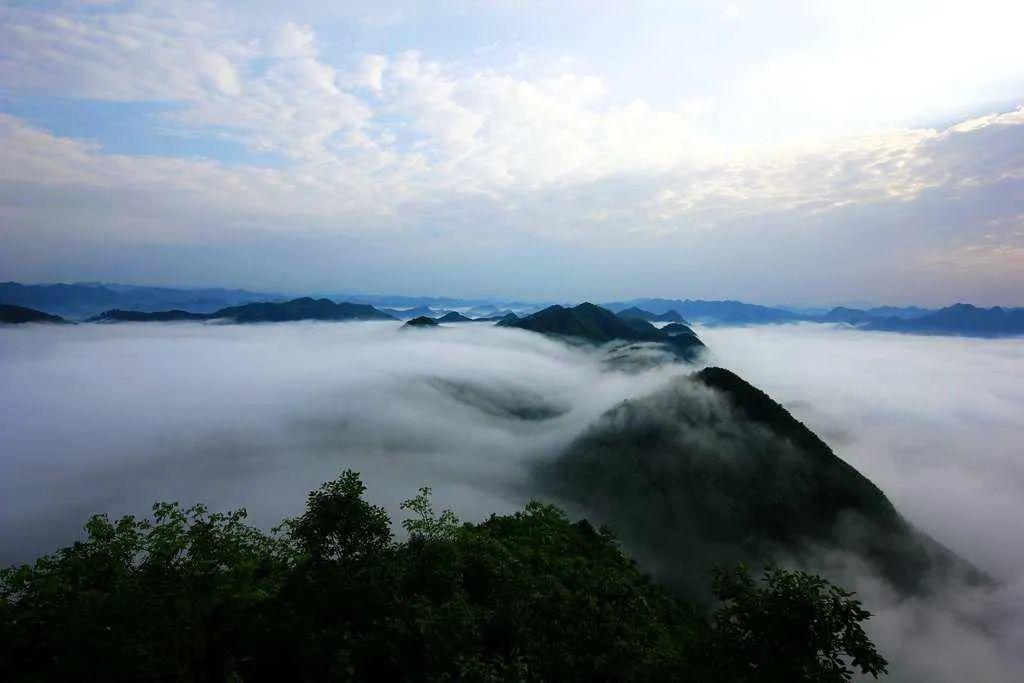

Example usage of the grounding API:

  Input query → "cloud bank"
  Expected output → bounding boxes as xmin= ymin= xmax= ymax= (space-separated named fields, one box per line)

xmin=1 ymin=1 xmax=1023 ymax=303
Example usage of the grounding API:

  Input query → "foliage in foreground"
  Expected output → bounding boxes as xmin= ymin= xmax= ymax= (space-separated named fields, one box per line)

xmin=0 ymin=471 xmax=887 ymax=681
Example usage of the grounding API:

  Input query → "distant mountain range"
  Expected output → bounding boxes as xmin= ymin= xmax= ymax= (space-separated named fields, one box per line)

xmin=90 ymin=298 xmax=395 ymax=324
xmin=0 ymin=282 xmax=279 ymax=319
xmin=606 ymin=298 xmax=1024 ymax=337
xmin=2 ymin=282 xmax=1021 ymax=337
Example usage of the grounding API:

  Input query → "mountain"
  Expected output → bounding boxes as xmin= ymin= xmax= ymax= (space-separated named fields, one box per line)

xmin=86 ymin=298 xmax=395 ymax=324
xmin=499 ymin=302 xmax=704 ymax=360
xmin=867 ymin=305 xmax=933 ymax=319
xmin=402 ymin=315 xmax=439 ymax=328
xmin=211 ymin=298 xmax=394 ymax=323
xmin=863 ymin=303 xmax=1024 ymax=336
xmin=89 ymin=309 xmax=211 ymax=323
xmin=473 ymin=313 xmax=516 ymax=323
xmin=435 ymin=311 xmax=474 ymax=323
xmin=814 ymin=306 xmax=878 ymax=324
xmin=0 ymin=304 xmax=71 ymax=325
xmin=0 ymin=282 xmax=279 ymax=319
xmin=617 ymin=306 xmax=686 ymax=323
xmin=607 ymin=298 xmax=803 ymax=326
xmin=381 ymin=305 xmax=438 ymax=320
xmin=539 ymin=367 xmax=982 ymax=599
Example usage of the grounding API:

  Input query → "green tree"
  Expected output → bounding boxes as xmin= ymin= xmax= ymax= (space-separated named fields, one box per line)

xmin=701 ymin=564 xmax=888 ymax=682
xmin=1 ymin=470 xmax=888 ymax=682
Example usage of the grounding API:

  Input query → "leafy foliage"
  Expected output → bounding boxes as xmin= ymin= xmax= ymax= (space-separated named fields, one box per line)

xmin=1 ymin=471 xmax=886 ymax=681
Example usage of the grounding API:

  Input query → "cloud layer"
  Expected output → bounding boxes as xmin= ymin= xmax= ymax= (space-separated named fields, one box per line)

xmin=1 ymin=1 xmax=1023 ymax=303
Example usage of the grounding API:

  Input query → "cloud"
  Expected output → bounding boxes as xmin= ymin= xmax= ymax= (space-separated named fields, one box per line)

xmin=1 ymin=320 xmax=1022 ymax=680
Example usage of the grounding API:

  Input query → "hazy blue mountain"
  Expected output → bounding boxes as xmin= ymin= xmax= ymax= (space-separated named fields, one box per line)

xmin=402 ymin=315 xmax=439 ymax=328
xmin=436 ymin=311 xmax=474 ymax=323
xmin=0 ymin=282 xmax=279 ymax=319
xmin=606 ymin=298 xmax=803 ymax=325
xmin=499 ymin=302 xmax=704 ymax=360
xmin=867 ymin=305 xmax=933 ymax=319
xmin=617 ymin=306 xmax=686 ymax=323
xmin=381 ymin=305 xmax=438 ymax=320
xmin=539 ymin=367 xmax=983 ymax=599
xmin=814 ymin=306 xmax=878 ymax=324
xmin=0 ymin=304 xmax=71 ymax=324
xmin=89 ymin=309 xmax=211 ymax=322
xmin=863 ymin=304 xmax=1024 ymax=336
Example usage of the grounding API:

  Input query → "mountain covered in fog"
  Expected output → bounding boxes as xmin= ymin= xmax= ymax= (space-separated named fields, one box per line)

xmin=540 ymin=366 xmax=983 ymax=599
xmin=499 ymin=302 xmax=705 ymax=360
xmin=0 ymin=304 xmax=72 ymax=325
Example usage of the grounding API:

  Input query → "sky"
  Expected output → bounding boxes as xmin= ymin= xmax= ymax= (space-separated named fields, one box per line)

xmin=1 ymin=0 xmax=1023 ymax=306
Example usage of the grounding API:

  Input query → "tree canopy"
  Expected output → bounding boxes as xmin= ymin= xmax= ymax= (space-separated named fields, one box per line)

xmin=1 ymin=470 xmax=886 ymax=681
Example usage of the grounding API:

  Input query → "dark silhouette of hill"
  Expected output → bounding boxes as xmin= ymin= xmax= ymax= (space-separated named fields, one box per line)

xmin=86 ymin=298 xmax=395 ymax=324
xmin=402 ymin=315 xmax=439 ymax=328
xmin=0 ymin=304 xmax=71 ymax=324
xmin=213 ymin=298 xmax=394 ymax=323
xmin=436 ymin=311 xmax=473 ymax=323
xmin=499 ymin=302 xmax=704 ymax=360
xmin=539 ymin=367 xmax=984 ymax=599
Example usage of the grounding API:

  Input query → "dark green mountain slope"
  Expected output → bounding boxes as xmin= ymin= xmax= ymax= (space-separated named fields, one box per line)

xmin=0 ymin=304 xmax=71 ymax=325
xmin=539 ymin=367 xmax=982 ymax=599
xmin=499 ymin=302 xmax=705 ymax=360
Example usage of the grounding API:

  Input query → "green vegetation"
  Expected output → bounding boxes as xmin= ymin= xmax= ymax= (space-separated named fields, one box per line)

xmin=1 ymin=471 xmax=885 ymax=681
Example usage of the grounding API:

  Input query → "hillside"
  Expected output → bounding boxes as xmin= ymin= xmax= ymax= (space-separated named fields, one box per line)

xmin=0 ymin=304 xmax=71 ymax=325
xmin=539 ymin=367 xmax=983 ymax=598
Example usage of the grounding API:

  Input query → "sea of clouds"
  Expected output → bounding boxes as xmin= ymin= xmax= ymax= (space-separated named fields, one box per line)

xmin=1 ymin=319 xmax=1022 ymax=681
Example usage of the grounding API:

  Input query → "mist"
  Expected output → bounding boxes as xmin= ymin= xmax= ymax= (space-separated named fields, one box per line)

xmin=2 ymin=320 xmax=1022 ymax=680
xmin=0 ymin=321 xmax=685 ymax=564
xmin=699 ymin=323 xmax=1024 ymax=682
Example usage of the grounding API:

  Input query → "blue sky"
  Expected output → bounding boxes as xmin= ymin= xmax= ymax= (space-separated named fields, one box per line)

xmin=1 ymin=0 xmax=1023 ymax=305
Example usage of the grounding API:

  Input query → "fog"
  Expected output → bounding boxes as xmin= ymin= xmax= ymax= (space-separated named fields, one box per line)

xmin=699 ymin=323 xmax=1024 ymax=682
xmin=0 ymin=321 xmax=685 ymax=564
xmin=1 ymin=320 xmax=1022 ymax=680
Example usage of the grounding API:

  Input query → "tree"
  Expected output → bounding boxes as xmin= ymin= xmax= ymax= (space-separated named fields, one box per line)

xmin=701 ymin=564 xmax=888 ymax=682
xmin=1 ymin=470 xmax=887 ymax=681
